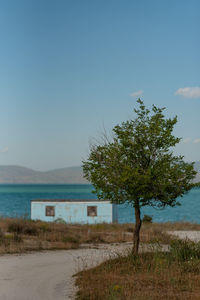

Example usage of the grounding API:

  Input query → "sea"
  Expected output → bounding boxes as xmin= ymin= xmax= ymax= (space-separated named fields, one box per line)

xmin=0 ymin=184 xmax=200 ymax=223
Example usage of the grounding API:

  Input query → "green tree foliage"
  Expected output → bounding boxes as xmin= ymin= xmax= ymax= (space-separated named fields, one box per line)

xmin=83 ymin=99 xmax=197 ymax=254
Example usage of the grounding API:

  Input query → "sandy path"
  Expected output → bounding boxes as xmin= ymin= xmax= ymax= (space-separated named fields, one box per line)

xmin=0 ymin=244 xmax=132 ymax=300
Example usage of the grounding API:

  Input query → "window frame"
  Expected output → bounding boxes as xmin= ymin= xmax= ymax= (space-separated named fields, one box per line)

xmin=45 ymin=206 xmax=55 ymax=217
xmin=87 ymin=205 xmax=97 ymax=217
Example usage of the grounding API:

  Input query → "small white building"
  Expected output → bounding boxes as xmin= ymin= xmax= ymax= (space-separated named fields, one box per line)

xmin=31 ymin=199 xmax=113 ymax=224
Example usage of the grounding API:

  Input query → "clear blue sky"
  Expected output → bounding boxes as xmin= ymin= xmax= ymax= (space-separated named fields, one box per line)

xmin=0 ymin=0 xmax=199 ymax=170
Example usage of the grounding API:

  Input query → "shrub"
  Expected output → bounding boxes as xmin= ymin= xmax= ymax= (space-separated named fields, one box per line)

xmin=143 ymin=214 xmax=153 ymax=223
xmin=55 ymin=218 xmax=66 ymax=224
xmin=62 ymin=235 xmax=79 ymax=244
xmin=127 ymin=226 xmax=134 ymax=232
xmin=0 ymin=228 xmax=4 ymax=244
xmin=8 ymin=220 xmax=38 ymax=236
xmin=23 ymin=224 xmax=38 ymax=235
xmin=170 ymin=239 xmax=200 ymax=262
xmin=13 ymin=233 xmax=23 ymax=243
xmin=8 ymin=221 xmax=24 ymax=234
xmin=86 ymin=234 xmax=105 ymax=243
xmin=39 ymin=222 xmax=51 ymax=232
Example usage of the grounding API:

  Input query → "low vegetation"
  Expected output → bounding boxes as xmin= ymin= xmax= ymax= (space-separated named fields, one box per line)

xmin=76 ymin=239 xmax=200 ymax=300
xmin=0 ymin=218 xmax=200 ymax=255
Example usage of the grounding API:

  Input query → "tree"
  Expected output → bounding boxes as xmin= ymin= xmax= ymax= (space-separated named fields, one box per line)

xmin=82 ymin=99 xmax=197 ymax=254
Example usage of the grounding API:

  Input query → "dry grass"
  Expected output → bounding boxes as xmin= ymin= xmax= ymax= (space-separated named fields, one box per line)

xmin=148 ymin=222 xmax=200 ymax=231
xmin=0 ymin=219 xmax=81 ymax=254
xmin=0 ymin=218 xmax=199 ymax=254
xmin=76 ymin=240 xmax=200 ymax=300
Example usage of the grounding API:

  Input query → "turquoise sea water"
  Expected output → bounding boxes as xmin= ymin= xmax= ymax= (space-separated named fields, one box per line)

xmin=0 ymin=184 xmax=199 ymax=223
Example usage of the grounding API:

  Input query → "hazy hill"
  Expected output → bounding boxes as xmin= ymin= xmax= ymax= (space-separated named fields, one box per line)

xmin=0 ymin=166 xmax=88 ymax=184
xmin=0 ymin=162 xmax=199 ymax=184
xmin=194 ymin=161 xmax=200 ymax=172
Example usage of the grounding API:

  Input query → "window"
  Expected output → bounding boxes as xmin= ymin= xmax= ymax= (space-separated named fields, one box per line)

xmin=46 ymin=206 xmax=55 ymax=217
xmin=87 ymin=206 xmax=97 ymax=217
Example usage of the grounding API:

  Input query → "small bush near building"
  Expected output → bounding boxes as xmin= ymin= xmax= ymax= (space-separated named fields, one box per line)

xmin=55 ymin=218 xmax=66 ymax=224
xmin=143 ymin=214 xmax=153 ymax=223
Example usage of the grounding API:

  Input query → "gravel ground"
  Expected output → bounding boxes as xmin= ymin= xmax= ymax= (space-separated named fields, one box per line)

xmin=0 ymin=243 xmax=133 ymax=300
xmin=168 ymin=230 xmax=200 ymax=242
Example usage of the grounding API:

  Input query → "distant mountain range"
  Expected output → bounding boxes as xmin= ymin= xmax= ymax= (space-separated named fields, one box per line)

xmin=0 ymin=162 xmax=199 ymax=184
xmin=0 ymin=166 xmax=88 ymax=184
xmin=194 ymin=161 xmax=200 ymax=183
xmin=194 ymin=161 xmax=200 ymax=172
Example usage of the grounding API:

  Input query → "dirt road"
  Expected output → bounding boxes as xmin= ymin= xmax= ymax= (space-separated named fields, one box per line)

xmin=0 ymin=244 xmax=132 ymax=300
xmin=1 ymin=231 xmax=197 ymax=300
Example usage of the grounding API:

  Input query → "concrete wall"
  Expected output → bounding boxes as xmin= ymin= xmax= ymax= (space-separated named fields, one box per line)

xmin=31 ymin=201 xmax=113 ymax=224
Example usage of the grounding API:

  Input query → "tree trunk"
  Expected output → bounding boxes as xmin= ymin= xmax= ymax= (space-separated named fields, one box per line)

xmin=133 ymin=204 xmax=142 ymax=255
